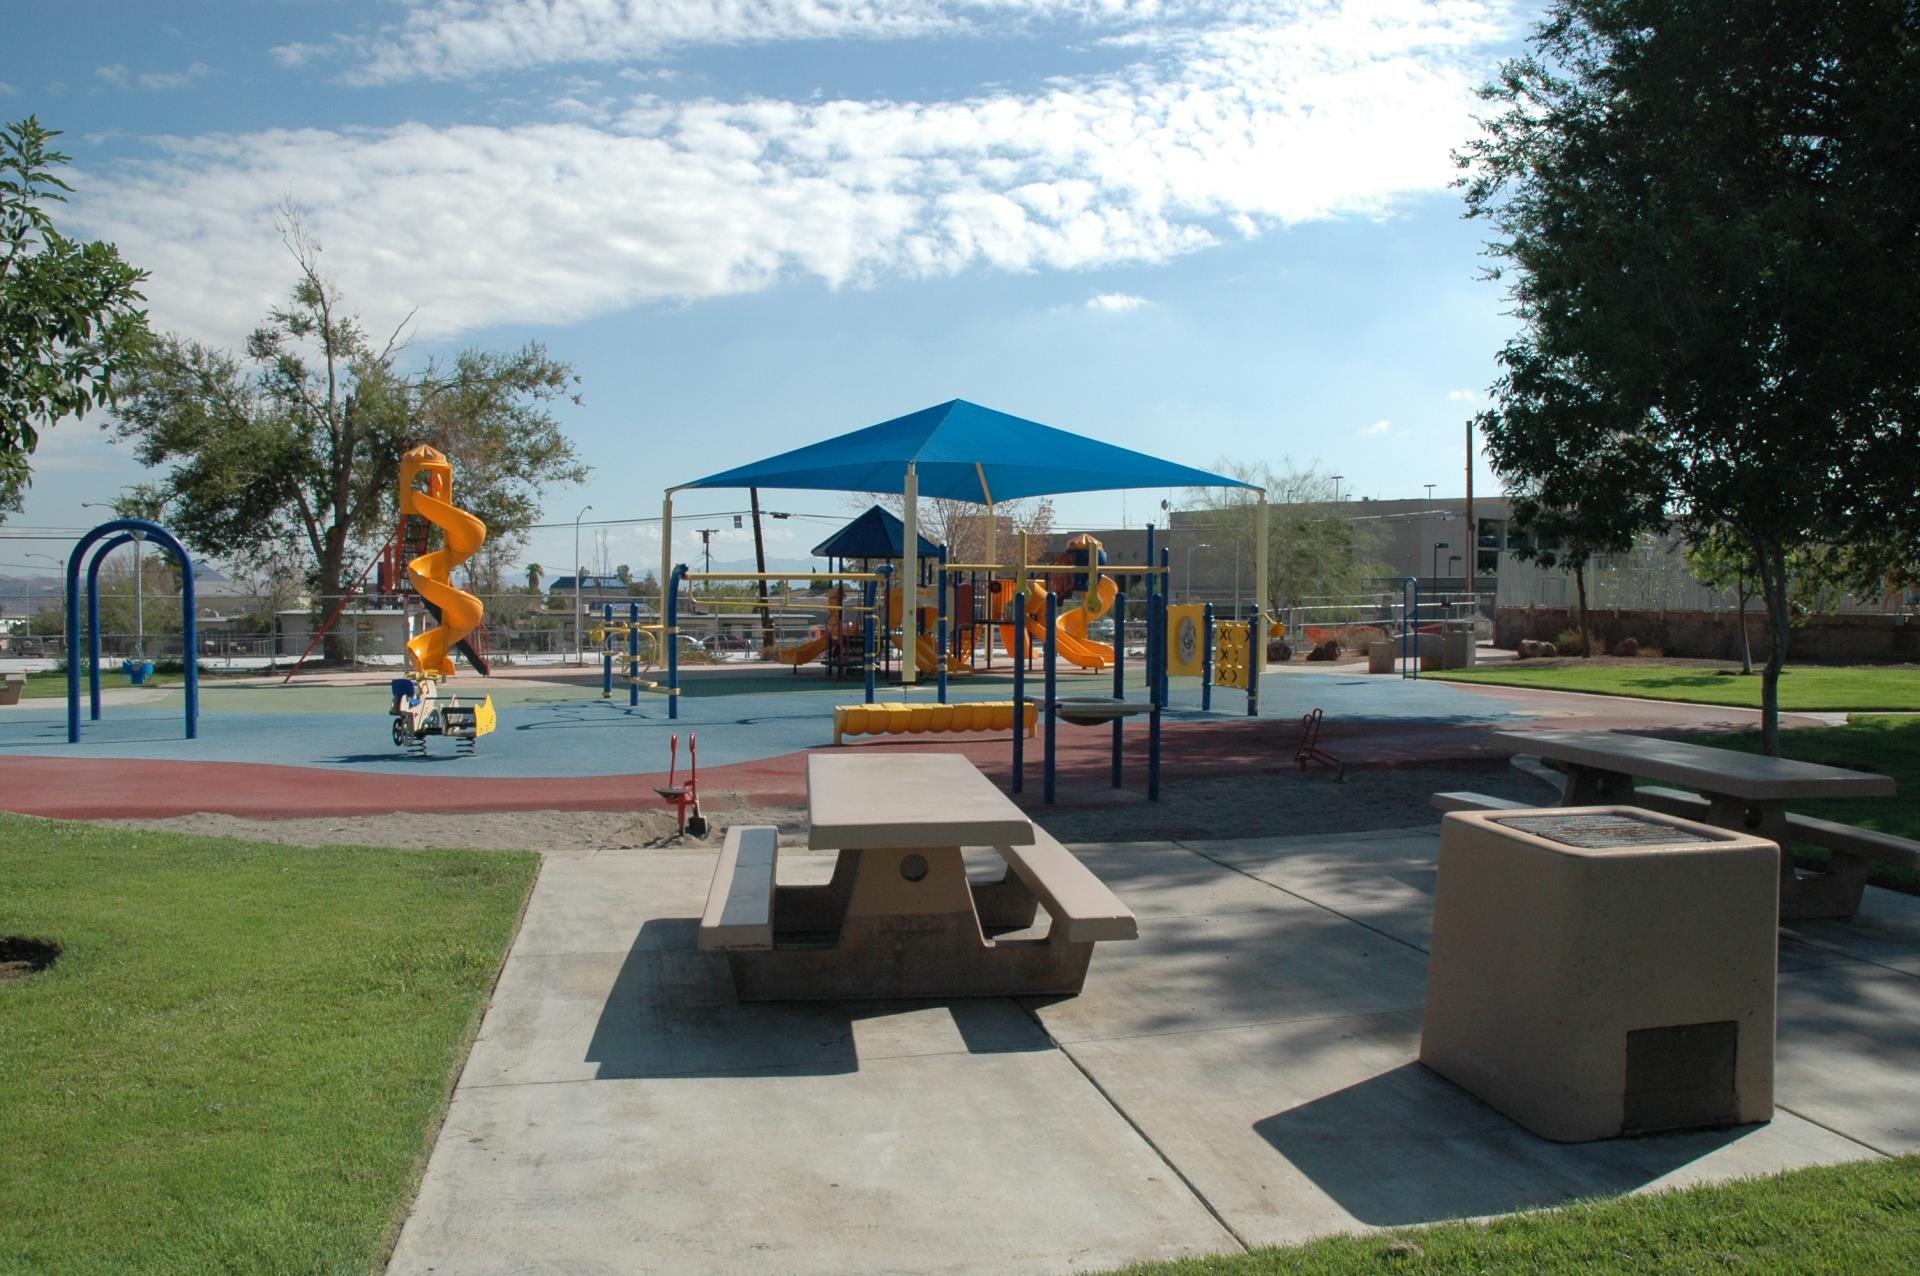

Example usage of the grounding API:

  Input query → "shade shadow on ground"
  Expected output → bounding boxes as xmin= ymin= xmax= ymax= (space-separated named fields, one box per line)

xmin=1253 ymin=1062 xmax=1763 ymax=1226
xmin=585 ymin=918 xmax=1054 ymax=1079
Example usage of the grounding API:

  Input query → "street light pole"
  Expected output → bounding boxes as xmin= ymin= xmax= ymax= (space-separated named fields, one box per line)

xmin=1432 ymin=542 xmax=1450 ymax=581
xmin=573 ymin=503 xmax=593 ymax=665
xmin=1330 ymin=474 xmax=1342 ymax=504
xmin=1183 ymin=542 xmax=1209 ymax=600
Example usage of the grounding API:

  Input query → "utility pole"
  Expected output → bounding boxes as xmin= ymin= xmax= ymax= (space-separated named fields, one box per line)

xmin=697 ymin=528 xmax=719 ymax=577
xmin=750 ymin=489 xmax=772 ymax=655
xmin=1465 ymin=418 xmax=1476 ymax=609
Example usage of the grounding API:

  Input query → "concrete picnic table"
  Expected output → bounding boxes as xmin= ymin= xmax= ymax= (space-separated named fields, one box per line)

xmin=699 ymin=752 xmax=1136 ymax=1000
xmin=1490 ymin=728 xmax=1896 ymax=919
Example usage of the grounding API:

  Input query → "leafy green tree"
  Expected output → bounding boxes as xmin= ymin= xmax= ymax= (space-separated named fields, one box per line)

xmin=1 ymin=117 xmax=149 ymax=515
xmin=1186 ymin=461 xmax=1384 ymax=615
xmin=1460 ymin=1 xmax=1920 ymax=753
xmin=108 ymin=212 xmax=587 ymax=657
xmin=525 ymin=562 xmax=543 ymax=594
xmin=1687 ymin=525 xmax=1762 ymax=674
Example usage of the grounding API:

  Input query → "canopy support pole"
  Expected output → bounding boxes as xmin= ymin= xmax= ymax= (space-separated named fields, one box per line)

xmin=660 ymin=491 xmax=675 ymax=634
xmin=977 ymin=462 xmax=996 ymax=568
xmin=1255 ymin=491 xmax=1270 ymax=670
xmin=901 ymin=463 xmax=919 ymax=685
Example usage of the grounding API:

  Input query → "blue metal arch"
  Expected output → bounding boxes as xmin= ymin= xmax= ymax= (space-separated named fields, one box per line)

xmin=65 ymin=519 xmax=199 ymax=743
xmin=83 ymin=532 xmax=137 ymax=723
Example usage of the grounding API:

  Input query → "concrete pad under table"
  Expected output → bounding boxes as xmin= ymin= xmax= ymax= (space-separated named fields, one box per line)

xmin=389 ymin=1049 xmax=1236 ymax=1276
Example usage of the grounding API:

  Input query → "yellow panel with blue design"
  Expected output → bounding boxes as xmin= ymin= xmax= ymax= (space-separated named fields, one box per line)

xmin=1166 ymin=603 xmax=1207 ymax=678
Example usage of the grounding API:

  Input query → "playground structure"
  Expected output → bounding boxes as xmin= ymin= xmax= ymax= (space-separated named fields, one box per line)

xmin=63 ymin=518 xmax=200 ymax=743
xmin=661 ymin=522 xmax=1262 ymax=805
xmin=663 ymin=398 xmax=1271 ymax=690
xmin=388 ymin=445 xmax=497 ymax=755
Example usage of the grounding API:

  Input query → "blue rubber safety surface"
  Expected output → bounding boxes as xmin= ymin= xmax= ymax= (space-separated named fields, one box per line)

xmin=0 ymin=669 xmax=1534 ymax=779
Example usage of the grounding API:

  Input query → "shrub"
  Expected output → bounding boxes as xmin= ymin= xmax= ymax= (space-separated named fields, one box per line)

xmin=1555 ymin=627 xmax=1593 ymax=656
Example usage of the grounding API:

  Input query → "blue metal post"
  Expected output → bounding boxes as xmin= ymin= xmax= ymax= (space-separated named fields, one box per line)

xmin=602 ymin=602 xmax=613 ymax=697
xmin=936 ymin=545 xmax=949 ymax=704
xmin=1111 ymin=569 xmax=1126 ymax=788
xmin=1202 ymin=602 xmax=1214 ymax=712
xmin=1247 ymin=610 xmax=1261 ymax=716
xmin=868 ymin=566 xmax=888 ymax=704
xmin=1011 ymin=591 xmax=1027 ymax=794
xmin=1148 ymin=590 xmax=1163 ymax=801
xmin=1043 ymin=590 xmax=1058 ymax=805
xmin=666 ymin=564 xmax=686 ymax=719
xmin=85 ymin=533 xmax=135 ymax=720
xmin=66 ymin=549 xmax=80 ymax=742
xmin=1159 ymin=546 xmax=1171 ymax=707
xmin=628 ymin=602 xmax=641 ymax=707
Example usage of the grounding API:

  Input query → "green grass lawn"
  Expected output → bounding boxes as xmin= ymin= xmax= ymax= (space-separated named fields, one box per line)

xmin=11 ymin=667 xmax=184 ymax=697
xmin=1109 ymin=1154 xmax=1920 ymax=1275
xmin=0 ymin=816 xmax=538 ymax=1274
xmin=1428 ymin=661 xmax=1920 ymax=711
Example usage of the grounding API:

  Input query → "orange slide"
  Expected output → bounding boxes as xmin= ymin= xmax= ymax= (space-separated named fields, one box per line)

xmin=1023 ymin=576 xmax=1117 ymax=671
xmin=400 ymin=445 xmax=487 ymax=678
xmin=776 ymin=633 xmax=830 ymax=665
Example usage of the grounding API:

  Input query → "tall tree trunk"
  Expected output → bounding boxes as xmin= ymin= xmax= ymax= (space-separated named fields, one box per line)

xmin=318 ymin=530 xmax=350 ymax=663
xmin=1736 ymin=580 xmax=1754 ymax=674
xmin=1754 ymin=542 xmax=1790 ymax=757
xmin=1574 ymin=561 xmax=1593 ymax=658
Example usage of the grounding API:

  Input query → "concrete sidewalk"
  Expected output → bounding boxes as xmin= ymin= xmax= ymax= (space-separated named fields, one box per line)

xmin=388 ymin=828 xmax=1920 ymax=1274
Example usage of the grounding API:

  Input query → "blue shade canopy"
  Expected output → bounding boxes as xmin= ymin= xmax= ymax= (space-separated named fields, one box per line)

xmin=810 ymin=505 xmax=939 ymax=560
xmin=674 ymin=399 xmax=1256 ymax=502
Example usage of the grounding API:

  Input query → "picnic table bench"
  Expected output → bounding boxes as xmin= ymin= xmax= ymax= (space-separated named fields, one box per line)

xmin=0 ymin=673 xmax=23 ymax=706
xmin=1449 ymin=730 xmax=1908 ymax=920
xmin=699 ymin=753 xmax=1136 ymax=1000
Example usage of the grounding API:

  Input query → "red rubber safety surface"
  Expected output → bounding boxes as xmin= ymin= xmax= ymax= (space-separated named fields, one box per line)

xmin=0 ymin=717 xmax=1507 ymax=820
xmin=0 ymin=683 xmax=1817 ymax=822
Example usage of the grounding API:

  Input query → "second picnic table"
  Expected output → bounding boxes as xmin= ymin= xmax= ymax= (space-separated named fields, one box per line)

xmin=1489 ymin=729 xmax=1897 ymax=919
xmin=699 ymin=752 xmax=1136 ymax=1000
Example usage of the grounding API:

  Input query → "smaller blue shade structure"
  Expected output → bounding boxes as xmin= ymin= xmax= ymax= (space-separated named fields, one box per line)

xmin=810 ymin=506 xmax=940 ymax=561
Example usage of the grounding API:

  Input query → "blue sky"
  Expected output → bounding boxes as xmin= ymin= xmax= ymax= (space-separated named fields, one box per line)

xmin=4 ymin=0 xmax=1535 ymax=581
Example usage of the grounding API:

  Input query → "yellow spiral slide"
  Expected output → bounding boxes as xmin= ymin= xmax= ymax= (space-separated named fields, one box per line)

xmin=399 ymin=445 xmax=488 ymax=678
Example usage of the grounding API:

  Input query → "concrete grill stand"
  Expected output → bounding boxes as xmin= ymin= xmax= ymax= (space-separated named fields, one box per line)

xmin=1420 ymin=806 xmax=1778 ymax=1142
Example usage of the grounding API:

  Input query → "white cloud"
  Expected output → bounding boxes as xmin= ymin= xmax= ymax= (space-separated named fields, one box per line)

xmin=0 ymin=82 xmax=19 ymax=97
xmin=1364 ymin=419 xmax=1392 ymax=434
xmin=95 ymin=61 xmax=213 ymax=91
xmin=1446 ymin=387 xmax=1480 ymax=402
xmin=1087 ymin=292 xmax=1146 ymax=312
xmin=139 ymin=63 xmax=214 ymax=92
xmin=73 ymin=3 xmax=1505 ymax=346
xmin=281 ymin=0 xmax=1512 ymax=85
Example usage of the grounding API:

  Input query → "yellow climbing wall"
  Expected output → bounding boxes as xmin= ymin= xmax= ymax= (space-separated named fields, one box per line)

xmin=1214 ymin=621 xmax=1250 ymax=689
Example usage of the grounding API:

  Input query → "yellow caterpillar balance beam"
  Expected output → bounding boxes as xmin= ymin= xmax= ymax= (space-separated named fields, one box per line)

xmin=833 ymin=701 xmax=1037 ymax=746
